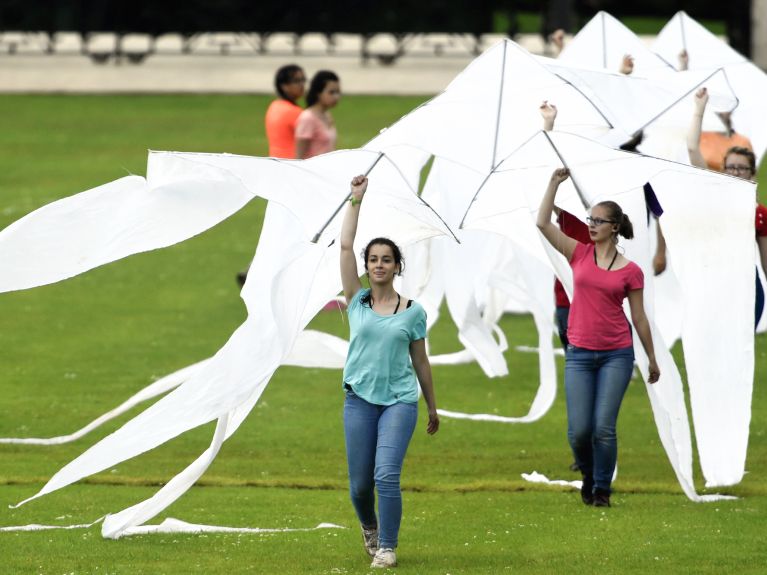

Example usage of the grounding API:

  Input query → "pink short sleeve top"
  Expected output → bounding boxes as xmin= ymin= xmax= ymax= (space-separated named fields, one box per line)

xmin=295 ymin=109 xmax=337 ymax=158
xmin=567 ymin=242 xmax=644 ymax=350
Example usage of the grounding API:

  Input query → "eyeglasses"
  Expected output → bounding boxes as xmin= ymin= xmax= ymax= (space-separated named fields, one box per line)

xmin=724 ymin=165 xmax=753 ymax=174
xmin=289 ymin=77 xmax=307 ymax=84
xmin=586 ymin=216 xmax=615 ymax=226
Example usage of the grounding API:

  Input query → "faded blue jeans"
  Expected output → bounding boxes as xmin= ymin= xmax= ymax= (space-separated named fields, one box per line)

xmin=343 ymin=388 xmax=417 ymax=549
xmin=565 ymin=345 xmax=634 ymax=493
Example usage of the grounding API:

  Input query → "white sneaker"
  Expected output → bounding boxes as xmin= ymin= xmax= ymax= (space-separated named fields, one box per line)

xmin=371 ymin=547 xmax=397 ymax=568
xmin=361 ymin=525 xmax=379 ymax=557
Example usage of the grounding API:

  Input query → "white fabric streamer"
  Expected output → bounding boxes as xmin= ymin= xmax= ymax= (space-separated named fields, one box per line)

xmin=1 ymin=35 xmax=754 ymax=538
xmin=521 ymin=472 xmax=582 ymax=489
xmin=653 ymin=11 xmax=767 ymax=164
xmin=0 ymin=360 xmax=208 ymax=445
xmin=0 ymin=518 xmax=344 ymax=535
xmin=463 ymin=130 xmax=752 ymax=499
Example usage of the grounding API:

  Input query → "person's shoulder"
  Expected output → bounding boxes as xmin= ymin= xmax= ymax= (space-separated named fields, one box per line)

xmin=295 ymin=108 xmax=317 ymax=130
xmin=351 ymin=287 xmax=370 ymax=307
xmin=267 ymin=99 xmax=300 ymax=118
xmin=297 ymin=107 xmax=315 ymax=120
xmin=572 ymin=241 xmax=591 ymax=260
xmin=623 ymin=259 xmax=644 ymax=278
xmin=406 ymin=299 xmax=427 ymax=317
xmin=733 ymin=132 xmax=753 ymax=147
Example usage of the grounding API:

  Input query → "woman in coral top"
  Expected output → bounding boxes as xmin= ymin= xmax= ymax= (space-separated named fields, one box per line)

xmin=264 ymin=64 xmax=306 ymax=158
xmin=536 ymin=168 xmax=660 ymax=508
xmin=295 ymin=70 xmax=340 ymax=159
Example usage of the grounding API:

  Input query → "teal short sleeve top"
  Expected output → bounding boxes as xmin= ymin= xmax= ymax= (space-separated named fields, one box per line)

xmin=342 ymin=288 xmax=427 ymax=405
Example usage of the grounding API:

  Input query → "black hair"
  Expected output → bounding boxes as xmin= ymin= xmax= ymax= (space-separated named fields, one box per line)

xmin=360 ymin=237 xmax=404 ymax=306
xmin=274 ymin=64 xmax=304 ymax=101
xmin=305 ymin=70 xmax=340 ymax=107
xmin=724 ymin=146 xmax=756 ymax=173
xmin=594 ymin=201 xmax=634 ymax=240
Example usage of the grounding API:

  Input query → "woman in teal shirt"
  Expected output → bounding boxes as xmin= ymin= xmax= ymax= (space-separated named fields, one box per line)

xmin=340 ymin=174 xmax=439 ymax=569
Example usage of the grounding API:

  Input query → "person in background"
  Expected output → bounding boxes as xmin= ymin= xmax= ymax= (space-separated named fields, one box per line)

xmin=239 ymin=65 xmax=307 ymax=287
xmin=265 ymin=64 xmax=306 ymax=158
xmin=295 ymin=70 xmax=340 ymax=159
xmin=678 ymin=87 xmax=765 ymax=326
xmin=340 ymin=175 xmax=439 ymax=568
xmin=677 ymin=50 xmax=752 ymax=171
xmin=536 ymin=168 xmax=660 ymax=508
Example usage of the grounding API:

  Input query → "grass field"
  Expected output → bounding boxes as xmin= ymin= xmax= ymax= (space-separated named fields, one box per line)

xmin=0 ymin=94 xmax=765 ymax=574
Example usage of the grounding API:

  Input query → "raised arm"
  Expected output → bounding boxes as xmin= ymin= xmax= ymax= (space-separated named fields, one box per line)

xmin=687 ymin=87 xmax=709 ymax=169
xmin=652 ymin=220 xmax=668 ymax=276
xmin=548 ymin=29 xmax=565 ymax=56
xmin=540 ymin=101 xmax=557 ymax=132
xmin=410 ymin=338 xmax=439 ymax=435
xmin=619 ymin=54 xmax=634 ymax=75
xmin=536 ymin=168 xmax=578 ymax=260
xmin=627 ymin=289 xmax=660 ymax=384
xmin=340 ymin=175 xmax=367 ymax=303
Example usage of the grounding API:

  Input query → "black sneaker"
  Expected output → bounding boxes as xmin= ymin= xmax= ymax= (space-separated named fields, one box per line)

xmin=593 ymin=488 xmax=611 ymax=507
xmin=581 ymin=476 xmax=594 ymax=505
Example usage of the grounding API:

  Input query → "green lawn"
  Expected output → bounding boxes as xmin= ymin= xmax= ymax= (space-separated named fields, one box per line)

xmin=0 ymin=95 xmax=765 ymax=574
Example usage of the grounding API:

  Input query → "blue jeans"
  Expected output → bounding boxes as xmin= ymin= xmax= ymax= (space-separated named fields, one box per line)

xmin=565 ymin=345 xmax=634 ymax=493
xmin=343 ymin=389 xmax=417 ymax=549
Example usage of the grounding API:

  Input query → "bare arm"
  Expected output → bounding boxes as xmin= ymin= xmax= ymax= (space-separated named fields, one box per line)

xmin=410 ymin=338 xmax=439 ymax=434
xmin=619 ymin=54 xmax=634 ymax=75
xmin=295 ymin=138 xmax=311 ymax=160
xmin=653 ymin=220 xmax=668 ymax=276
xmin=687 ymin=87 xmax=708 ymax=169
xmin=537 ymin=168 xmax=578 ymax=260
xmin=540 ymin=101 xmax=557 ymax=132
xmin=340 ymin=175 xmax=367 ymax=303
xmin=627 ymin=288 xmax=660 ymax=384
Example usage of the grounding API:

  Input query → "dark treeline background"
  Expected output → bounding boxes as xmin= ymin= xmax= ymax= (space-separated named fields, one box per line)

xmin=0 ymin=0 xmax=752 ymax=55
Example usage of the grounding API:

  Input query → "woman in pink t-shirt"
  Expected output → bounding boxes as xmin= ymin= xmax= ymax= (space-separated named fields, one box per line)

xmin=295 ymin=70 xmax=340 ymax=159
xmin=536 ymin=168 xmax=660 ymax=508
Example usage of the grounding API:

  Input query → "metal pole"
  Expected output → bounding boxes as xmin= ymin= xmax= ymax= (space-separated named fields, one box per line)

xmin=311 ymin=152 xmax=384 ymax=244
xmin=543 ymin=131 xmax=589 ymax=209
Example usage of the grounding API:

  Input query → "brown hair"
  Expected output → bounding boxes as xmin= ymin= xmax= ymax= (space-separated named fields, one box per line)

xmin=594 ymin=201 xmax=634 ymax=240
xmin=723 ymin=146 xmax=756 ymax=173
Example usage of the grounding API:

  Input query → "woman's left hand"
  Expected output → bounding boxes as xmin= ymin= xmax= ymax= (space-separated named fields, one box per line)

xmin=427 ymin=409 xmax=440 ymax=435
xmin=647 ymin=359 xmax=660 ymax=384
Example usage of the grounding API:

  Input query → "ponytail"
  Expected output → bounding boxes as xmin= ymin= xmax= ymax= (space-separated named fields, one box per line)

xmin=618 ymin=212 xmax=634 ymax=240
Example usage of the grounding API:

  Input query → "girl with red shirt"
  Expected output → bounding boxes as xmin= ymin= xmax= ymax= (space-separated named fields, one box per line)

xmin=536 ymin=168 xmax=660 ymax=507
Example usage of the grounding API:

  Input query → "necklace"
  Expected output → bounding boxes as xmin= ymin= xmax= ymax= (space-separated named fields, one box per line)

xmin=371 ymin=293 xmax=401 ymax=314
xmin=593 ymin=247 xmax=619 ymax=271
